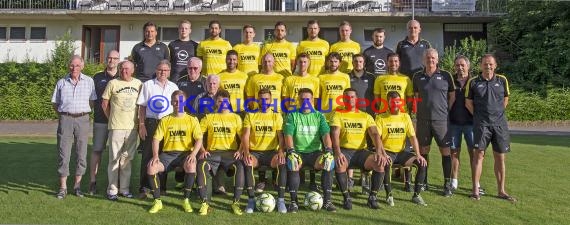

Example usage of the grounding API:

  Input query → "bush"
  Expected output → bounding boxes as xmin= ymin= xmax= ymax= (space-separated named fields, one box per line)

xmin=440 ymin=36 xmax=488 ymax=74
xmin=507 ymin=88 xmax=570 ymax=121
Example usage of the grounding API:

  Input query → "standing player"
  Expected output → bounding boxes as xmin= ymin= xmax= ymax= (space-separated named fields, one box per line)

xmin=282 ymin=53 xmax=320 ymax=111
xmin=330 ymin=21 xmax=361 ymax=74
xmin=466 ymin=54 xmax=516 ymax=202
xmin=260 ymin=21 xmax=296 ymax=77
xmin=89 ymin=50 xmax=119 ymax=195
xmin=197 ymin=20 xmax=233 ymax=75
xmin=374 ymin=53 xmax=413 ymax=114
xmin=146 ymin=91 xmax=204 ymax=213
xmin=318 ymin=52 xmax=351 ymax=114
xmin=376 ymin=91 xmax=428 ymax=206
xmin=245 ymin=53 xmax=284 ymax=112
xmin=330 ymin=88 xmax=388 ymax=210
xmin=168 ymin=20 xmax=198 ymax=82
xmin=218 ymin=50 xmax=248 ymax=112
xmin=363 ymin=28 xmax=394 ymax=76
xmin=131 ymin=21 xmax=170 ymax=83
xmin=241 ymin=89 xmax=287 ymax=213
xmin=413 ymin=48 xmax=455 ymax=196
xmin=396 ymin=20 xmax=431 ymax=79
xmin=233 ymin=24 xmax=260 ymax=76
xmin=283 ymin=88 xmax=336 ymax=212
xmin=196 ymin=90 xmax=246 ymax=215
xmin=297 ymin=20 xmax=329 ymax=76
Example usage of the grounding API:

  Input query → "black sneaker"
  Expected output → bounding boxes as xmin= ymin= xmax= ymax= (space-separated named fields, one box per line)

xmin=367 ymin=195 xmax=380 ymax=209
xmin=404 ymin=182 xmax=413 ymax=192
xmin=323 ymin=201 xmax=337 ymax=212
xmin=342 ymin=198 xmax=352 ymax=210
xmin=288 ymin=202 xmax=299 ymax=213
xmin=74 ymin=188 xmax=85 ymax=198
xmin=119 ymin=192 xmax=134 ymax=198
xmin=56 ymin=188 xmax=67 ymax=199
xmin=443 ymin=183 xmax=453 ymax=197
xmin=88 ymin=182 xmax=97 ymax=195
xmin=107 ymin=194 xmax=119 ymax=201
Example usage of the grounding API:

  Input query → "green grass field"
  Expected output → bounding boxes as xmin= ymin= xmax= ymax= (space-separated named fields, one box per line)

xmin=0 ymin=135 xmax=568 ymax=225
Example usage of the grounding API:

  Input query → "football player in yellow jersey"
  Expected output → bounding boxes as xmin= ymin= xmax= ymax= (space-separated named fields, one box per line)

xmin=197 ymin=20 xmax=233 ymax=75
xmin=282 ymin=53 xmax=320 ymax=111
xmin=331 ymin=88 xmax=388 ymax=210
xmin=330 ymin=21 xmax=361 ymax=73
xmin=241 ymin=89 xmax=287 ymax=213
xmin=245 ymin=53 xmax=284 ymax=112
xmin=373 ymin=53 xmax=414 ymax=113
xmin=260 ymin=21 xmax=296 ymax=77
xmin=196 ymin=90 xmax=245 ymax=215
xmin=297 ymin=20 xmax=329 ymax=76
xmin=218 ymin=50 xmax=248 ymax=112
xmin=233 ymin=24 xmax=260 ymax=76
xmin=375 ymin=91 xmax=428 ymax=206
xmin=146 ymin=91 xmax=205 ymax=214
xmin=318 ymin=52 xmax=351 ymax=113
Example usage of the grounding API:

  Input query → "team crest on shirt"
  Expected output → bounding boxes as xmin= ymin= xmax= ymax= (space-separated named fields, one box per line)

xmin=494 ymin=83 xmax=500 ymax=87
xmin=436 ymin=77 xmax=442 ymax=80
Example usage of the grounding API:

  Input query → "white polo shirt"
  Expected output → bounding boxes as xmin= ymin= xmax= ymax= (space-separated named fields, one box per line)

xmin=136 ymin=78 xmax=179 ymax=119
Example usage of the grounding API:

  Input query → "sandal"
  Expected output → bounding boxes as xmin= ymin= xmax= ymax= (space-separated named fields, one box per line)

xmin=498 ymin=194 xmax=517 ymax=203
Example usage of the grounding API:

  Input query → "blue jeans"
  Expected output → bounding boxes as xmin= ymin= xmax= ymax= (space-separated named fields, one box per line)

xmin=449 ymin=124 xmax=474 ymax=152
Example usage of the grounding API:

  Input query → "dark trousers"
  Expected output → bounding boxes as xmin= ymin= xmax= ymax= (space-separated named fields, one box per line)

xmin=139 ymin=118 xmax=160 ymax=193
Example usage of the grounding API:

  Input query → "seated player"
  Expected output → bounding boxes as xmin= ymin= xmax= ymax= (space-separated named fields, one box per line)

xmin=241 ymin=89 xmax=287 ymax=213
xmin=196 ymin=90 xmax=245 ymax=215
xmin=330 ymin=88 xmax=389 ymax=210
xmin=283 ymin=88 xmax=336 ymax=212
xmin=146 ymin=91 xmax=205 ymax=213
xmin=375 ymin=91 xmax=428 ymax=206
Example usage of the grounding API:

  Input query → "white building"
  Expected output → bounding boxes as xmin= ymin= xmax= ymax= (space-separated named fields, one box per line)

xmin=0 ymin=0 xmax=505 ymax=63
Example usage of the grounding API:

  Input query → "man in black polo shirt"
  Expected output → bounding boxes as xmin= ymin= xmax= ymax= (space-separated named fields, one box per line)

xmin=169 ymin=20 xmax=198 ymax=83
xmin=177 ymin=57 xmax=206 ymax=110
xmin=412 ymin=48 xmax=455 ymax=196
xmin=131 ymin=21 xmax=170 ymax=82
xmin=362 ymin=28 xmax=393 ymax=76
xmin=465 ymin=54 xmax=516 ymax=202
xmin=88 ymin=50 xmax=119 ymax=195
xmin=396 ymin=20 xmax=431 ymax=79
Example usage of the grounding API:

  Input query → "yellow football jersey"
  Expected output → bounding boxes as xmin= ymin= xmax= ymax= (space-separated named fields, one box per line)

xmin=282 ymin=75 xmax=320 ymax=107
xmin=373 ymin=73 xmax=413 ymax=113
xmin=233 ymin=43 xmax=260 ymax=76
xmin=318 ymin=72 xmax=350 ymax=111
xmin=245 ymin=72 xmax=284 ymax=111
xmin=330 ymin=110 xmax=376 ymax=150
xmin=375 ymin=113 xmax=415 ymax=153
xmin=200 ymin=113 xmax=242 ymax=151
xmin=243 ymin=112 xmax=283 ymax=151
xmin=297 ymin=38 xmax=329 ymax=76
xmin=154 ymin=114 xmax=203 ymax=152
xmin=218 ymin=69 xmax=249 ymax=112
xmin=197 ymin=38 xmax=232 ymax=75
xmin=260 ymin=40 xmax=296 ymax=77
xmin=330 ymin=40 xmax=361 ymax=73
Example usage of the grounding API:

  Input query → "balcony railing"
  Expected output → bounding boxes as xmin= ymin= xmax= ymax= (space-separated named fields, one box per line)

xmin=0 ymin=0 xmax=507 ymax=15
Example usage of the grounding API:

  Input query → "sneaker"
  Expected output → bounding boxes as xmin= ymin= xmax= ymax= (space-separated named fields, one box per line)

xmin=88 ymin=182 xmax=97 ymax=195
xmin=479 ymin=187 xmax=486 ymax=196
xmin=277 ymin=198 xmax=287 ymax=213
xmin=347 ymin=178 xmax=355 ymax=191
xmin=443 ymin=183 xmax=453 ymax=197
xmin=56 ymin=188 xmax=67 ymax=199
xmin=182 ymin=198 xmax=193 ymax=213
xmin=231 ymin=202 xmax=243 ymax=215
xmin=386 ymin=195 xmax=395 ymax=207
xmin=255 ymin=182 xmax=266 ymax=193
xmin=199 ymin=202 xmax=210 ymax=216
xmin=245 ymin=198 xmax=256 ymax=213
xmin=309 ymin=183 xmax=320 ymax=192
xmin=107 ymin=194 xmax=119 ymax=201
xmin=412 ymin=194 xmax=427 ymax=206
xmin=404 ymin=182 xmax=413 ymax=192
xmin=119 ymin=192 xmax=134 ymax=198
xmin=148 ymin=199 xmax=163 ymax=213
xmin=287 ymin=202 xmax=299 ymax=213
xmin=74 ymin=188 xmax=85 ymax=198
xmin=323 ymin=201 xmax=337 ymax=212
xmin=213 ymin=186 xmax=226 ymax=195
xmin=367 ymin=195 xmax=380 ymax=209
xmin=342 ymin=198 xmax=352 ymax=210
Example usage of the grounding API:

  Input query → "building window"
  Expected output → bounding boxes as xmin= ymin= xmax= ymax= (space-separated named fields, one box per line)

xmin=363 ymin=29 xmax=374 ymax=42
xmin=263 ymin=29 xmax=273 ymax=41
xmin=10 ymin=27 xmax=26 ymax=40
xmin=225 ymin=29 xmax=241 ymax=46
xmin=0 ymin=27 xmax=6 ymax=40
xmin=30 ymin=27 xmax=46 ymax=40
xmin=160 ymin=27 xmax=178 ymax=42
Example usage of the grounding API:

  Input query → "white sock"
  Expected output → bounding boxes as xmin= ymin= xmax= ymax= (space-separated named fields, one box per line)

xmin=451 ymin=179 xmax=458 ymax=189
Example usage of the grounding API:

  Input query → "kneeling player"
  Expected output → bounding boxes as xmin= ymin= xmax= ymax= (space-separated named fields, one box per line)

xmin=331 ymin=88 xmax=389 ymax=210
xmin=196 ymin=90 xmax=245 ymax=215
xmin=376 ymin=91 xmax=428 ymax=206
xmin=283 ymin=88 xmax=336 ymax=212
xmin=147 ymin=91 xmax=204 ymax=213
xmin=242 ymin=89 xmax=287 ymax=213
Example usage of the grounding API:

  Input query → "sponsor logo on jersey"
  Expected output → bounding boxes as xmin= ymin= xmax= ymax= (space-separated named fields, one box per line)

xmin=240 ymin=55 xmax=256 ymax=61
xmin=306 ymin=50 xmax=323 ymax=56
xmin=344 ymin=122 xmax=363 ymax=129
xmin=255 ymin=126 xmax=274 ymax=132
xmin=259 ymin=84 xmax=277 ymax=90
xmin=206 ymin=49 xmax=223 ymax=54
xmin=387 ymin=127 xmax=405 ymax=134
xmin=273 ymin=52 xmax=288 ymax=58
xmin=224 ymin=83 xmax=241 ymax=89
xmin=383 ymin=85 xmax=402 ymax=91
xmin=213 ymin=126 xmax=231 ymax=133
xmin=169 ymin=130 xmax=187 ymax=136
xmin=326 ymin=85 xmax=344 ymax=90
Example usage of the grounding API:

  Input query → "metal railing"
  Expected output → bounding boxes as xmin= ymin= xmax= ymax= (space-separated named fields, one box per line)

xmin=0 ymin=0 xmax=75 ymax=9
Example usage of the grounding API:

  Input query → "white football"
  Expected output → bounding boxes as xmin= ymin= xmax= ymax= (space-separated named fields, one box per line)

xmin=304 ymin=191 xmax=323 ymax=211
xmin=256 ymin=193 xmax=276 ymax=212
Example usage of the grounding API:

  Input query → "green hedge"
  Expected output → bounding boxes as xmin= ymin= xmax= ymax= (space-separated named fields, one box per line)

xmin=506 ymin=88 xmax=570 ymax=121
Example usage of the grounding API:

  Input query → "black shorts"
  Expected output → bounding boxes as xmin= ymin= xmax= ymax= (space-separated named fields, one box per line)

xmin=299 ymin=151 xmax=321 ymax=170
xmin=473 ymin=125 xmax=511 ymax=153
xmin=416 ymin=119 xmax=450 ymax=147
xmin=250 ymin=150 xmax=276 ymax=168
xmin=386 ymin=151 xmax=416 ymax=165
xmin=159 ymin=151 xmax=190 ymax=173
xmin=205 ymin=151 xmax=240 ymax=176
xmin=341 ymin=149 xmax=372 ymax=170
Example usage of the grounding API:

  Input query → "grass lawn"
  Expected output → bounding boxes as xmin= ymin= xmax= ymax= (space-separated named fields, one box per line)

xmin=0 ymin=135 xmax=568 ymax=225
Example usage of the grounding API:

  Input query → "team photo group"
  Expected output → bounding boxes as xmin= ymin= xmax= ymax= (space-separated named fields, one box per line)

xmin=51 ymin=17 xmax=516 ymax=216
